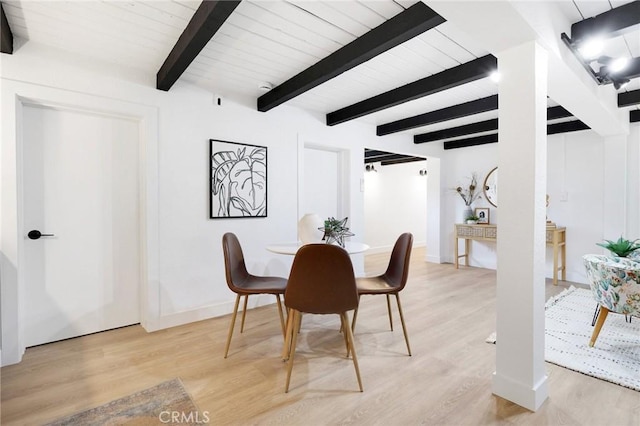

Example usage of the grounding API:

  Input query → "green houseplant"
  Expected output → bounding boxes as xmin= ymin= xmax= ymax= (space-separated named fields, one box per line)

xmin=596 ymin=236 xmax=640 ymax=257
xmin=466 ymin=214 xmax=480 ymax=224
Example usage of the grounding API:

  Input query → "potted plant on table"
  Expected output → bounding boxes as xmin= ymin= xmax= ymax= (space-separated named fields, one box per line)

xmin=466 ymin=215 xmax=480 ymax=225
xmin=596 ymin=236 xmax=640 ymax=258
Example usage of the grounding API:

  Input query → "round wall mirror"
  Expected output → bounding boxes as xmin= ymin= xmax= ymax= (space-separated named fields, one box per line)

xmin=483 ymin=167 xmax=498 ymax=207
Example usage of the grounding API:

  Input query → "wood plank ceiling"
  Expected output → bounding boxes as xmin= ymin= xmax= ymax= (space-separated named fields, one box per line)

xmin=2 ymin=0 xmax=639 ymax=155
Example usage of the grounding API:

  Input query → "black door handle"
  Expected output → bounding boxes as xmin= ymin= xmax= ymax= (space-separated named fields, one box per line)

xmin=28 ymin=230 xmax=55 ymax=240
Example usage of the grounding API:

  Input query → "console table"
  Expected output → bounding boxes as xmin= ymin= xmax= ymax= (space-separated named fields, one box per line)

xmin=454 ymin=224 xmax=566 ymax=285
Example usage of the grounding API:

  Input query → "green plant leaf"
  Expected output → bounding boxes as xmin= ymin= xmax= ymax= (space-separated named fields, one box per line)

xmin=596 ymin=236 xmax=640 ymax=257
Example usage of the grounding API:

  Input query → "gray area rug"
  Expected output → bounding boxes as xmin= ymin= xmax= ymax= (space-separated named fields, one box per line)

xmin=46 ymin=378 xmax=206 ymax=425
xmin=487 ymin=286 xmax=640 ymax=391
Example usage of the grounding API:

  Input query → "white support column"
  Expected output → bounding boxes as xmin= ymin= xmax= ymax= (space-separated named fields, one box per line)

xmin=602 ymin=135 xmax=628 ymax=238
xmin=492 ymin=41 xmax=549 ymax=411
xmin=627 ymin=128 xmax=640 ymax=240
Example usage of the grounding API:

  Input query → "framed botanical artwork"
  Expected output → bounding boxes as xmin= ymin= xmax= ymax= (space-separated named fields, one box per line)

xmin=475 ymin=207 xmax=490 ymax=224
xmin=210 ymin=139 xmax=267 ymax=219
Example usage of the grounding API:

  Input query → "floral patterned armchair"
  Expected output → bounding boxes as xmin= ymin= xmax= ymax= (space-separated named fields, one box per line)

xmin=582 ymin=254 xmax=640 ymax=347
xmin=628 ymin=250 xmax=640 ymax=263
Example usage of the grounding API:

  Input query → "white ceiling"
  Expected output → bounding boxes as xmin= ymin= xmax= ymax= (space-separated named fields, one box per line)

xmin=3 ymin=0 xmax=638 ymax=141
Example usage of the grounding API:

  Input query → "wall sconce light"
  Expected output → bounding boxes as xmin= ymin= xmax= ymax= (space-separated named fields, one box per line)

xmin=365 ymin=164 xmax=377 ymax=172
xmin=419 ymin=169 xmax=428 ymax=176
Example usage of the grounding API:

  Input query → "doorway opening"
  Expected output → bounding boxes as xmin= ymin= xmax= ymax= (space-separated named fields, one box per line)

xmin=363 ymin=148 xmax=428 ymax=254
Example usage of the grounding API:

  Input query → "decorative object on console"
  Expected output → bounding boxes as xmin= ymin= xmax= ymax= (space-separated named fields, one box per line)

xmin=546 ymin=194 xmax=556 ymax=228
xmin=454 ymin=172 xmax=482 ymax=222
xmin=319 ymin=217 xmax=354 ymax=248
xmin=596 ymin=236 xmax=640 ymax=258
xmin=474 ymin=207 xmax=490 ymax=224
xmin=465 ymin=215 xmax=479 ymax=224
xmin=483 ymin=167 xmax=497 ymax=207
xmin=298 ymin=213 xmax=324 ymax=244
xmin=210 ymin=139 xmax=267 ymax=219
xmin=462 ymin=206 xmax=473 ymax=224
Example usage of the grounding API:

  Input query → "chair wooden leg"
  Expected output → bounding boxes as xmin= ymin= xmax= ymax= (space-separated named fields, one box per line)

xmin=275 ymin=294 xmax=286 ymax=337
xmin=386 ymin=294 xmax=394 ymax=331
xmin=342 ymin=312 xmax=363 ymax=392
xmin=285 ymin=310 xmax=301 ymax=393
xmin=351 ymin=296 xmax=360 ymax=332
xmin=240 ymin=295 xmax=249 ymax=333
xmin=340 ymin=313 xmax=351 ymax=357
xmin=590 ymin=306 xmax=610 ymax=347
xmin=282 ymin=308 xmax=294 ymax=361
xmin=395 ymin=294 xmax=412 ymax=356
xmin=224 ymin=294 xmax=241 ymax=358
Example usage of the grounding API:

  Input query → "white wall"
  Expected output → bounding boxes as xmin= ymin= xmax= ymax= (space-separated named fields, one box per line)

xmin=363 ymin=160 xmax=428 ymax=252
xmin=4 ymin=39 xmax=636 ymax=365
xmin=1 ymin=41 xmax=441 ymax=364
xmin=439 ymin=126 xmax=640 ymax=283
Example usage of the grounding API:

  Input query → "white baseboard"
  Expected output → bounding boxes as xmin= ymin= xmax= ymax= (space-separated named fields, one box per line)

xmin=365 ymin=245 xmax=393 ymax=255
xmin=142 ymin=294 xmax=279 ymax=332
xmin=492 ymin=372 xmax=548 ymax=411
xmin=366 ymin=242 xmax=425 ymax=256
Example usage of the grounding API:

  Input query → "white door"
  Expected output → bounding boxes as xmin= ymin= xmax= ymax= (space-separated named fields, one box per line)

xmin=303 ymin=147 xmax=340 ymax=219
xmin=22 ymin=105 xmax=140 ymax=347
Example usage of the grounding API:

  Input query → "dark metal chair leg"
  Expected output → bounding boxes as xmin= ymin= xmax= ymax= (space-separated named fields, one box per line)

xmin=591 ymin=304 xmax=600 ymax=326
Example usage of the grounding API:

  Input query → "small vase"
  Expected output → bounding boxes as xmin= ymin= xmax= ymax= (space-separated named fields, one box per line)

xmin=298 ymin=213 xmax=324 ymax=244
xmin=462 ymin=206 xmax=473 ymax=223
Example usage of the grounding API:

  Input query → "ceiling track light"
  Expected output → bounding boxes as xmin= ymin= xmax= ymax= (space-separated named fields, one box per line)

xmin=365 ymin=164 xmax=377 ymax=172
xmin=578 ymin=38 xmax=604 ymax=61
xmin=594 ymin=55 xmax=629 ymax=73
xmin=609 ymin=57 xmax=629 ymax=73
xmin=613 ymin=77 xmax=630 ymax=90
xmin=419 ymin=169 xmax=428 ymax=176
xmin=562 ymin=33 xmax=634 ymax=89
xmin=561 ymin=32 xmax=602 ymax=85
xmin=597 ymin=62 xmax=631 ymax=89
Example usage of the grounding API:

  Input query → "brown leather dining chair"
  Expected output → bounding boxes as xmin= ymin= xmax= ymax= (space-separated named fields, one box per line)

xmin=222 ymin=232 xmax=287 ymax=358
xmin=351 ymin=232 xmax=413 ymax=356
xmin=283 ymin=243 xmax=363 ymax=393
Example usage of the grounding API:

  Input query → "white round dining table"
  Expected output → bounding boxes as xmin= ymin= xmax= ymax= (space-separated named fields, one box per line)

xmin=266 ymin=241 xmax=369 ymax=255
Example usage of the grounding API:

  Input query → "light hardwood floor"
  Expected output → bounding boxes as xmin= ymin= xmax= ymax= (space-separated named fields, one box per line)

xmin=2 ymin=248 xmax=639 ymax=425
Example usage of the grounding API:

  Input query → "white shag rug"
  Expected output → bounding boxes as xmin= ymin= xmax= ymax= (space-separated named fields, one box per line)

xmin=488 ymin=286 xmax=640 ymax=391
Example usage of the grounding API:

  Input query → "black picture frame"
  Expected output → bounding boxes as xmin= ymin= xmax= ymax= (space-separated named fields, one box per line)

xmin=210 ymin=139 xmax=267 ymax=219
